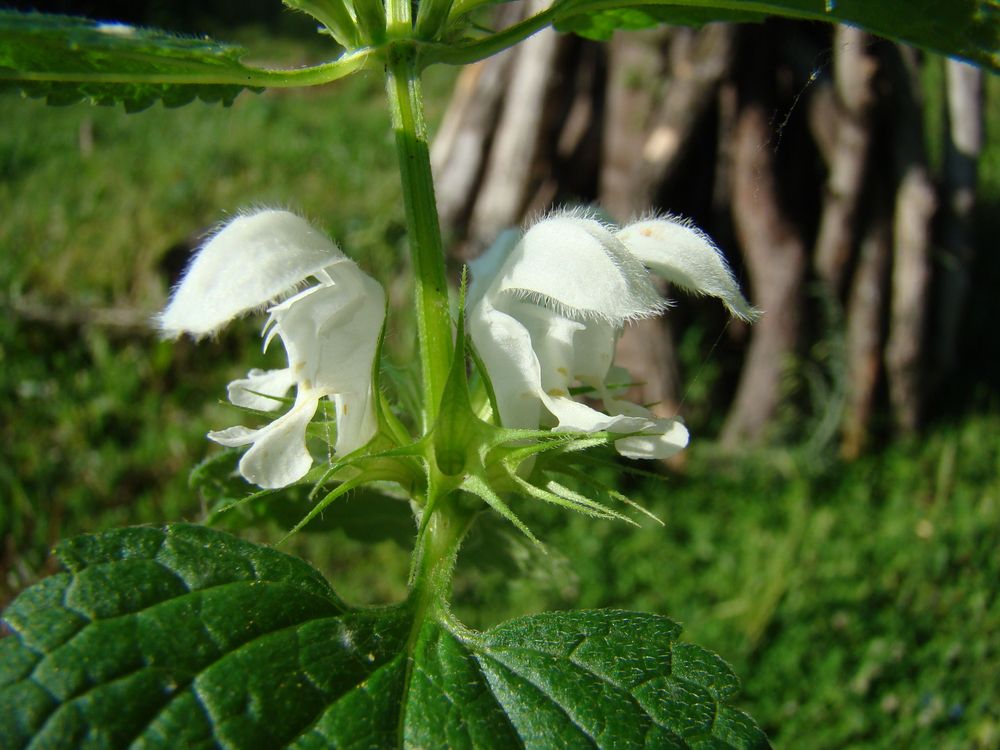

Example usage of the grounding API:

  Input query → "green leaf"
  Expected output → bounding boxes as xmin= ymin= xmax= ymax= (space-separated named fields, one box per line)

xmin=0 ymin=12 xmax=253 ymax=109
xmin=556 ymin=6 xmax=763 ymax=40
xmin=2 ymin=524 xmax=768 ymax=748
xmin=405 ymin=608 xmax=770 ymax=748
xmin=552 ymin=0 xmax=999 ymax=73
xmin=0 ymin=11 xmax=367 ymax=111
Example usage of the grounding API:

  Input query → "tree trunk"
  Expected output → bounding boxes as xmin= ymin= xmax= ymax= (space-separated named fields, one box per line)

xmin=841 ymin=213 xmax=891 ymax=458
xmin=811 ymin=26 xmax=878 ymax=292
xmin=720 ymin=99 xmax=806 ymax=447
xmin=431 ymin=46 xmax=516 ymax=233
xmin=885 ymin=47 xmax=936 ymax=434
xmin=466 ymin=0 xmax=564 ymax=245
xmin=934 ymin=60 xmax=983 ymax=378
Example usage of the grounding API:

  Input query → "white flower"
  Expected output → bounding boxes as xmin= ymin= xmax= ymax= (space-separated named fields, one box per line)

xmin=468 ymin=210 xmax=757 ymax=460
xmin=158 ymin=209 xmax=385 ymax=488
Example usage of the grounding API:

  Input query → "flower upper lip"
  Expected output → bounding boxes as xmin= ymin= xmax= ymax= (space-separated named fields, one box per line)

xmin=157 ymin=209 xmax=355 ymax=340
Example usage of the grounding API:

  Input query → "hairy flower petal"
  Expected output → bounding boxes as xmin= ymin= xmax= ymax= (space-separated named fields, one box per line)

xmin=469 ymin=297 xmax=546 ymax=432
xmin=160 ymin=208 xmax=385 ymax=488
xmin=270 ymin=267 xmax=385 ymax=396
xmin=617 ymin=217 xmax=760 ymax=322
xmin=486 ymin=215 xmax=663 ymax=325
xmin=614 ymin=418 xmax=689 ymax=460
xmin=158 ymin=210 xmax=349 ymax=338
xmin=331 ymin=390 xmax=377 ymax=456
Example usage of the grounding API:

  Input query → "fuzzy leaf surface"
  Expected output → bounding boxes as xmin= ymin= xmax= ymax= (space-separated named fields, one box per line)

xmin=553 ymin=0 xmax=1000 ymax=73
xmin=1 ymin=524 xmax=768 ymax=748
xmin=0 ymin=12 xmax=265 ymax=110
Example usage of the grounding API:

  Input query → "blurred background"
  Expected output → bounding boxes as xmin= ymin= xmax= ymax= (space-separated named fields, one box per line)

xmin=1 ymin=1 xmax=998 ymax=747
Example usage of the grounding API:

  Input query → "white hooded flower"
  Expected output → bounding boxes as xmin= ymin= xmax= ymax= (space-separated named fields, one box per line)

xmin=468 ymin=211 xmax=757 ymax=460
xmin=159 ymin=209 xmax=385 ymax=488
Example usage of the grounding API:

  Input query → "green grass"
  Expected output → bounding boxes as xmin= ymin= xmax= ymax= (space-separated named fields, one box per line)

xmin=2 ymin=79 xmax=398 ymax=303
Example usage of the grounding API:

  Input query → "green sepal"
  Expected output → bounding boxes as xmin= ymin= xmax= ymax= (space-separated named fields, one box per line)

xmin=283 ymin=0 xmax=362 ymax=49
xmin=201 ymin=470 xmax=416 ymax=548
xmin=468 ymin=332 xmax=503 ymax=425
xmin=432 ymin=280 xmax=495 ymax=477
xmin=545 ymin=462 xmax=664 ymax=526
xmin=283 ymin=464 xmax=410 ymax=540
xmin=461 ymin=473 xmax=541 ymax=545
xmin=509 ymin=470 xmax=638 ymax=524
xmin=192 ymin=447 xmax=419 ymax=543
xmin=416 ymin=0 xmax=458 ymax=40
xmin=351 ymin=0 xmax=389 ymax=45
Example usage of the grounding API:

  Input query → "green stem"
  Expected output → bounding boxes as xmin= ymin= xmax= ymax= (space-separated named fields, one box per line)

xmin=407 ymin=490 xmax=472 ymax=603
xmin=385 ymin=43 xmax=454 ymax=430
xmin=397 ymin=488 xmax=473 ymax=744
xmin=386 ymin=0 xmax=413 ymax=37
xmin=423 ymin=0 xmax=825 ymax=69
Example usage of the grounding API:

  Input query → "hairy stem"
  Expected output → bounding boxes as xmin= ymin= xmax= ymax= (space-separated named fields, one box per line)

xmin=385 ymin=43 xmax=454 ymax=430
xmin=397 ymin=488 xmax=473 ymax=742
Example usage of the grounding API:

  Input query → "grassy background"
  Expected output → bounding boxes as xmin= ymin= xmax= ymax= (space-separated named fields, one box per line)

xmin=2 ymin=24 xmax=999 ymax=750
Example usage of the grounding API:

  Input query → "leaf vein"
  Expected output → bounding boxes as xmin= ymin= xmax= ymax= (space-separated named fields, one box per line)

xmin=451 ymin=634 xmax=526 ymax=750
xmin=472 ymin=651 xmax=601 ymax=749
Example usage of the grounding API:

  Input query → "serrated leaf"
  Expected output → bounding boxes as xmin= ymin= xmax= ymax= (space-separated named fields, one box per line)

xmin=551 ymin=0 xmax=999 ymax=73
xmin=407 ymin=610 xmax=769 ymax=748
xmin=0 ymin=12 xmax=258 ymax=109
xmin=1 ymin=524 xmax=769 ymax=748
xmin=0 ymin=11 xmax=367 ymax=110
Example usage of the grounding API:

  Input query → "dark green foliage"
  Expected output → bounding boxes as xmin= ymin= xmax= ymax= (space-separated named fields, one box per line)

xmin=0 ymin=524 xmax=406 ymax=748
xmin=0 ymin=11 xmax=255 ymax=109
xmin=1 ymin=524 xmax=768 ymax=748
xmin=554 ymin=0 xmax=1000 ymax=73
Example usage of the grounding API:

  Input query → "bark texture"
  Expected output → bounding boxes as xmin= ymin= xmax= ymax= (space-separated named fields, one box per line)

xmin=719 ymin=99 xmax=806 ymax=446
xmin=885 ymin=47 xmax=936 ymax=434
xmin=935 ymin=60 xmax=984 ymax=377
xmin=811 ymin=26 xmax=877 ymax=292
